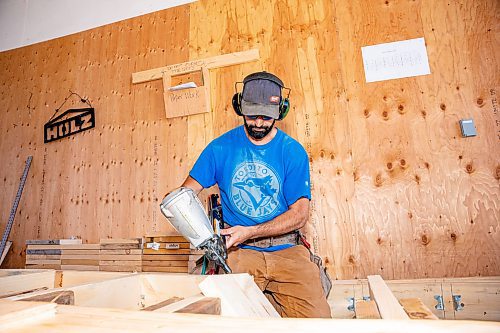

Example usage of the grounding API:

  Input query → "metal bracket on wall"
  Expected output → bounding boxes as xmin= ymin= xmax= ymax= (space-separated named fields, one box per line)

xmin=347 ymin=297 xmax=355 ymax=311
xmin=452 ymin=295 xmax=464 ymax=311
xmin=434 ymin=295 xmax=444 ymax=311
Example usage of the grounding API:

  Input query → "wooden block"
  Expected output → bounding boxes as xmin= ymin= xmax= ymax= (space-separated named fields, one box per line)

xmin=100 ymin=244 xmax=141 ymax=250
xmin=99 ymin=260 xmax=142 ymax=266
xmin=27 ymin=244 xmax=99 ymax=250
xmin=142 ymin=254 xmax=189 ymax=261
xmin=143 ymin=249 xmax=191 ymax=255
xmin=142 ymin=260 xmax=188 ymax=267
xmin=61 ymin=259 xmax=100 ymax=266
xmin=100 ymin=238 xmax=142 ymax=245
xmin=368 ymin=275 xmax=410 ymax=320
xmin=99 ymin=249 xmax=142 ymax=255
xmin=99 ymin=254 xmax=142 ymax=261
xmin=355 ymin=300 xmax=381 ymax=319
xmin=26 ymin=249 xmax=61 ymax=255
xmin=145 ymin=242 xmax=191 ymax=250
xmin=99 ymin=265 xmax=141 ymax=272
xmin=61 ymin=250 xmax=100 ymax=255
xmin=198 ymin=273 xmax=280 ymax=317
xmin=25 ymin=264 xmax=61 ymax=269
xmin=25 ymin=259 xmax=62 ymax=265
xmin=144 ymin=236 xmax=188 ymax=243
xmin=399 ymin=298 xmax=439 ymax=319
xmin=60 ymin=265 xmax=99 ymax=271
xmin=141 ymin=266 xmax=188 ymax=273
xmin=60 ymin=255 xmax=100 ymax=260
xmin=26 ymin=239 xmax=82 ymax=245
xmin=26 ymin=254 xmax=61 ymax=260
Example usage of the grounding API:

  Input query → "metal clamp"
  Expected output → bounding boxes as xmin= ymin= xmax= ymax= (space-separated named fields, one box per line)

xmin=434 ymin=295 xmax=444 ymax=311
xmin=347 ymin=297 xmax=355 ymax=311
xmin=452 ymin=295 xmax=464 ymax=311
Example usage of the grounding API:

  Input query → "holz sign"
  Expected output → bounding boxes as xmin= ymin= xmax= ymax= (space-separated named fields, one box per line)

xmin=44 ymin=108 xmax=95 ymax=143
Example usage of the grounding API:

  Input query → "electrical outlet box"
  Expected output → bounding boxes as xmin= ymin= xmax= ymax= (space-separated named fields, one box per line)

xmin=459 ymin=119 xmax=477 ymax=137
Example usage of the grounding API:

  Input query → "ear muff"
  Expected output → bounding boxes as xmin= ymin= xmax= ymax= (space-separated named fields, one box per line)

xmin=278 ymin=98 xmax=290 ymax=120
xmin=232 ymin=92 xmax=243 ymax=116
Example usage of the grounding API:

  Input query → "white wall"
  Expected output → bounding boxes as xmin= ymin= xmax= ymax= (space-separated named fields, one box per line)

xmin=0 ymin=0 xmax=196 ymax=52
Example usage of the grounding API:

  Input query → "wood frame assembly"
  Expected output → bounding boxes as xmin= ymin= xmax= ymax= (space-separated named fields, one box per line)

xmin=0 ymin=269 xmax=498 ymax=331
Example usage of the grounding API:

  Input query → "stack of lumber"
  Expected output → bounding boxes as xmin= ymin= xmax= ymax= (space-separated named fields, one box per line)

xmin=99 ymin=238 xmax=142 ymax=272
xmin=25 ymin=239 xmax=84 ymax=270
xmin=61 ymin=243 xmax=100 ymax=271
xmin=142 ymin=235 xmax=194 ymax=273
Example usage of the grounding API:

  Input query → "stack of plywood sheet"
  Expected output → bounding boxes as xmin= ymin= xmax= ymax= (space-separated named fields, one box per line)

xmin=25 ymin=239 xmax=83 ymax=270
xmin=99 ymin=238 xmax=142 ymax=272
xmin=142 ymin=235 xmax=193 ymax=273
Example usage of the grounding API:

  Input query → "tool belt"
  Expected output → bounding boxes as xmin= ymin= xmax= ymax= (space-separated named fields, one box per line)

xmin=223 ymin=223 xmax=299 ymax=248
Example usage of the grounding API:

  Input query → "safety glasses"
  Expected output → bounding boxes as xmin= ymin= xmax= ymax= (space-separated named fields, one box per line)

xmin=246 ymin=115 xmax=274 ymax=121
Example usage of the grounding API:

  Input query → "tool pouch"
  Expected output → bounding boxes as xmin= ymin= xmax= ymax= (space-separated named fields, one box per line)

xmin=309 ymin=251 xmax=332 ymax=298
xmin=298 ymin=232 xmax=332 ymax=298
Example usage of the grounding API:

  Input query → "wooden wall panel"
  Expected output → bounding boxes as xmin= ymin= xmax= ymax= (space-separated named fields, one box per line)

xmin=0 ymin=0 xmax=498 ymax=280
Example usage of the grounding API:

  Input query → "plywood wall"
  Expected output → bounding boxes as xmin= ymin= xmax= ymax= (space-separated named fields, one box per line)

xmin=0 ymin=0 xmax=498 ymax=280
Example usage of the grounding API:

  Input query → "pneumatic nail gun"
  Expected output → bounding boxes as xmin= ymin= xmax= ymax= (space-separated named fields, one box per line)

xmin=159 ymin=187 xmax=231 ymax=273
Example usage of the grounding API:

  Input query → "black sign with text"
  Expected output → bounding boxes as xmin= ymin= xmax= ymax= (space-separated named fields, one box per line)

xmin=44 ymin=108 xmax=95 ymax=143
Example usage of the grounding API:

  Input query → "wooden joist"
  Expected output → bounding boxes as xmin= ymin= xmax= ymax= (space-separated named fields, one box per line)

xmin=2 ymin=299 xmax=500 ymax=333
xmin=199 ymin=273 xmax=280 ymax=318
xmin=367 ymin=275 xmax=410 ymax=320
xmin=355 ymin=300 xmax=381 ymax=319
xmin=400 ymin=298 xmax=439 ymax=320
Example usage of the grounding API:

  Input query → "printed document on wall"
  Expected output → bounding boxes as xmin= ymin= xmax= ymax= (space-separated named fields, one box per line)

xmin=361 ymin=37 xmax=431 ymax=83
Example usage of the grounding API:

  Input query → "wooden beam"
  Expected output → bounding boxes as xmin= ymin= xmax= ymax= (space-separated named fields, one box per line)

xmin=174 ymin=297 xmax=221 ymax=315
xmin=132 ymin=49 xmax=260 ymax=84
xmin=21 ymin=290 xmax=75 ymax=305
xmin=399 ymin=298 xmax=439 ymax=319
xmin=199 ymin=273 xmax=280 ymax=318
xmin=367 ymin=275 xmax=410 ymax=320
xmin=0 ymin=299 xmax=56 ymax=330
xmin=142 ymin=297 xmax=183 ymax=311
xmin=355 ymin=300 xmax=381 ymax=319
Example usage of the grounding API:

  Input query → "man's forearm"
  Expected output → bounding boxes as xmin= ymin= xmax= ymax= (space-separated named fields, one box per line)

xmin=249 ymin=198 xmax=310 ymax=238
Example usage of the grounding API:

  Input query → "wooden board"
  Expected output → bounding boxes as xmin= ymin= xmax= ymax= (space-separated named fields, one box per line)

xmin=198 ymin=273 xmax=280 ymax=318
xmin=367 ymin=275 xmax=409 ymax=320
xmin=400 ymin=298 xmax=439 ymax=320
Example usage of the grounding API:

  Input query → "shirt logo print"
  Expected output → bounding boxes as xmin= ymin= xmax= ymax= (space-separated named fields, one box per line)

xmin=230 ymin=161 xmax=280 ymax=219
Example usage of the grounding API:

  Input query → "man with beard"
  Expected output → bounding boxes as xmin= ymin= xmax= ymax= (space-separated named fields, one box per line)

xmin=180 ymin=71 xmax=331 ymax=318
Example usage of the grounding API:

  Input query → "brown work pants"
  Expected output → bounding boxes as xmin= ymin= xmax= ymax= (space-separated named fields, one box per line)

xmin=227 ymin=245 xmax=331 ymax=318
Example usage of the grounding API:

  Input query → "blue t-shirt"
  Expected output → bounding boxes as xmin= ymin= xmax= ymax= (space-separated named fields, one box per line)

xmin=189 ymin=126 xmax=311 ymax=252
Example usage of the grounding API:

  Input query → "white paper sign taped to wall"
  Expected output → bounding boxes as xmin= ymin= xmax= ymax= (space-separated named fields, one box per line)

xmin=361 ymin=37 xmax=431 ymax=83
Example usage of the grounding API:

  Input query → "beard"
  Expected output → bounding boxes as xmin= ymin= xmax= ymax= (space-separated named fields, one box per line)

xmin=243 ymin=118 xmax=276 ymax=140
